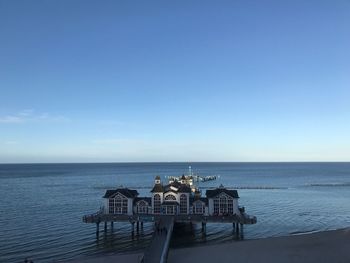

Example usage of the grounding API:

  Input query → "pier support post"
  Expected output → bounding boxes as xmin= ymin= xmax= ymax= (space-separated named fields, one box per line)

xmin=104 ymin=221 xmax=107 ymax=232
xmin=235 ymin=222 xmax=239 ymax=238
xmin=201 ymin=222 xmax=206 ymax=233
xmin=137 ymin=221 xmax=140 ymax=233
xmin=131 ymin=222 xmax=135 ymax=234
xmin=240 ymin=224 xmax=244 ymax=240
xmin=96 ymin=222 xmax=100 ymax=237
xmin=141 ymin=222 xmax=144 ymax=229
xmin=111 ymin=221 xmax=114 ymax=229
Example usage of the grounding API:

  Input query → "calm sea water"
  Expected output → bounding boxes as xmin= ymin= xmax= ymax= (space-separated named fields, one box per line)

xmin=1 ymin=162 xmax=350 ymax=262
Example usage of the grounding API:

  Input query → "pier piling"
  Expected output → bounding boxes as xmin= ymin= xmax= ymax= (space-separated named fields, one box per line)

xmin=104 ymin=221 xmax=107 ymax=232
xmin=235 ymin=222 xmax=239 ymax=238
xmin=131 ymin=222 xmax=135 ymax=234
xmin=201 ymin=222 xmax=206 ymax=233
xmin=96 ymin=222 xmax=100 ymax=237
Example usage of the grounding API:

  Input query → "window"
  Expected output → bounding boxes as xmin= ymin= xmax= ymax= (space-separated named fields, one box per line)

xmin=228 ymin=201 xmax=233 ymax=214
xmin=219 ymin=196 xmax=227 ymax=213
xmin=180 ymin=194 xmax=187 ymax=214
xmin=109 ymin=198 xmax=114 ymax=213
xmin=109 ymin=194 xmax=129 ymax=214
xmin=213 ymin=194 xmax=234 ymax=215
xmin=213 ymin=198 xmax=219 ymax=214
xmin=153 ymin=194 xmax=161 ymax=214
xmin=115 ymin=195 xmax=128 ymax=214
xmin=137 ymin=200 xmax=148 ymax=214
xmin=165 ymin=194 xmax=176 ymax=201
xmin=194 ymin=201 xmax=204 ymax=214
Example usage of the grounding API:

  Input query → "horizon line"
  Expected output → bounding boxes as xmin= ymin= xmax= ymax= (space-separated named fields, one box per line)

xmin=1 ymin=161 xmax=350 ymax=165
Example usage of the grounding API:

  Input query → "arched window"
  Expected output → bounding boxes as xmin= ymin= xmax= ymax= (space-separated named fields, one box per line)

xmin=219 ymin=195 xmax=227 ymax=214
xmin=137 ymin=200 xmax=148 ymax=214
xmin=153 ymin=194 xmax=161 ymax=214
xmin=179 ymin=194 xmax=187 ymax=214
xmin=114 ymin=194 xmax=128 ymax=214
xmin=165 ymin=194 xmax=176 ymax=201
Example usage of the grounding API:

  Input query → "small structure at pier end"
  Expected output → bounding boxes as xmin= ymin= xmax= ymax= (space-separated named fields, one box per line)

xmin=83 ymin=174 xmax=257 ymax=263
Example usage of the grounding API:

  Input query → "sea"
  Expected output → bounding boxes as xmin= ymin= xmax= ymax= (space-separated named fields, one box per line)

xmin=1 ymin=162 xmax=350 ymax=263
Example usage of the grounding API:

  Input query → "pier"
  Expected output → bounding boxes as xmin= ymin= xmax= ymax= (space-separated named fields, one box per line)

xmin=83 ymin=210 xmax=256 ymax=237
xmin=83 ymin=211 xmax=256 ymax=262
xmin=83 ymin=175 xmax=257 ymax=262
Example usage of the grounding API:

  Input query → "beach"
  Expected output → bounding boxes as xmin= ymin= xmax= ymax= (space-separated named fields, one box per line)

xmin=71 ymin=228 xmax=350 ymax=263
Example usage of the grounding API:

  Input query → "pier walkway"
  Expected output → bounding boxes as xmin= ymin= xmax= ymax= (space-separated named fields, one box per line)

xmin=142 ymin=217 xmax=174 ymax=263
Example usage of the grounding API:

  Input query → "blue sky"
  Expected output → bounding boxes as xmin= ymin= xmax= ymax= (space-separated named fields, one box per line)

xmin=0 ymin=0 xmax=350 ymax=163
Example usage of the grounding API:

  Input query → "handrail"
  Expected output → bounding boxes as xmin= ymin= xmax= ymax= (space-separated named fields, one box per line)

xmin=159 ymin=218 xmax=174 ymax=263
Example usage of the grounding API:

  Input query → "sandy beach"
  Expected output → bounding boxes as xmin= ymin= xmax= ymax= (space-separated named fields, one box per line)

xmin=71 ymin=228 xmax=350 ymax=263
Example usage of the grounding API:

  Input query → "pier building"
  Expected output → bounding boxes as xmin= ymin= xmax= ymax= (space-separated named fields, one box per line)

xmin=83 ymin=173 xmax=257 ymax=263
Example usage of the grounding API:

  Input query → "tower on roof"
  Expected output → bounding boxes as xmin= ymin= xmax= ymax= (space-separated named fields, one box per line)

xmin=180 ymin=174 xmax=186 ymax=184
xmin=155 ymin=175 xmax=161 ymax=185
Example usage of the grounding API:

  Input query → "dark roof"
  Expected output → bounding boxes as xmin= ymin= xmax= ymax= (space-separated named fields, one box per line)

xmin=190 ymin=197 xmax=208 ymax=205
xmin=206 ymin=188 xmax=239 ymax=198
xmin=151 ymin=184 xmax=164 ymax=193
xmin=181 ymin=174 xmax=186 ymax=180
xmin=163 ymin=181 xmax=192 ymax=193
xmin=155 ymin=175 xmax=161 ymax=180
xmin=178 ymin=184 xmax=192 ymax=193
xmin=161 ymin=201 xmax=179 ymax=206
xmin=103 ymin=188 xmax=139 ymax=198
xmin=134 ymin=197 xmax=152 ymax=205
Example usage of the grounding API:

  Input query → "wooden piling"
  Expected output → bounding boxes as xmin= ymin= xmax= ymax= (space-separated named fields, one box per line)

xmin=202 ymin=222 xmax=206 ymax=233
xmin=96 ymin=222 xmax=100 ymax=236
xmin=235 ymin=222 xmax=239 ymax=238
xmin=131 ymin=222 xmax=135 ymax=234
xmin=104 ymin=221 xmax=107 ymax=232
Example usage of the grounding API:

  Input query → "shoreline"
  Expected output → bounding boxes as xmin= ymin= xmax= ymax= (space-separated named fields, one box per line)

xmin=70 ymin=227 xmax=350 ymax=263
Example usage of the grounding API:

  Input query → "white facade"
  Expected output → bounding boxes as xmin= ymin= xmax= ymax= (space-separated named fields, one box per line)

xmin=103 ymin=182 xmax=240 ymax=217
xmin=207 ymin=192 xmax=239 ymax=216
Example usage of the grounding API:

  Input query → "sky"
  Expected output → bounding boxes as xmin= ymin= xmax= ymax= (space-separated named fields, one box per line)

xmin=0 ymin=0 xmax=350 ymax=163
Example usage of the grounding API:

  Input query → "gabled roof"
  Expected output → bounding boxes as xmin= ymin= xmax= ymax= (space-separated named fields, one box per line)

xmin=103 ymin=188 xmax=139 ymax=198
xmin=206 ymin=188 xmax=239 ymax=199
xmin=190 ymin=196 xmax=208 ymax=205
xmin=134 ymin=197 xmax=152 ymax=205
xmin=151 ymin=184 xmax=164 ymax=193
